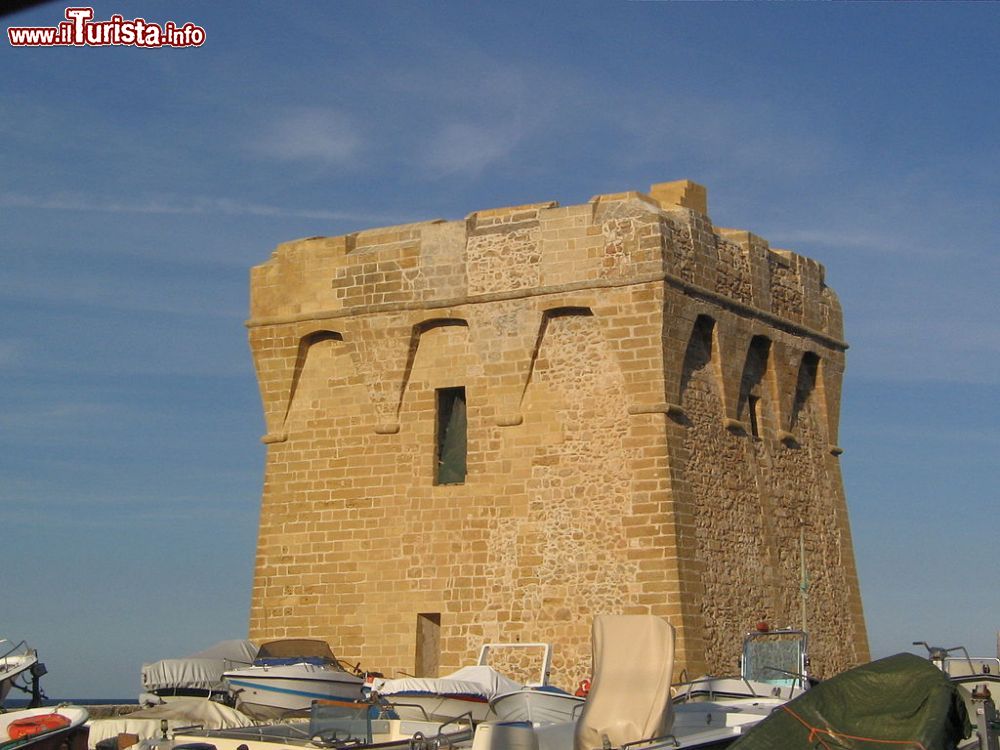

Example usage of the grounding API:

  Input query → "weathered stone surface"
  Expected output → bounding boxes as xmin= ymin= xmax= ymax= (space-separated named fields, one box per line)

xmin=246 ymin=180 xmax=869 ymax=687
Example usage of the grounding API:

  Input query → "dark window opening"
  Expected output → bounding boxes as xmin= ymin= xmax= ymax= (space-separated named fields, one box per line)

xmin=748 ymin=395 xmax=761 ymax=438
xmin=739 ymin=336 xmax=770 ymax=439
xmin=436 ymin=387 xmax=467 ymax=485
xmin=790 ymin=352 xmax=820 ymax=430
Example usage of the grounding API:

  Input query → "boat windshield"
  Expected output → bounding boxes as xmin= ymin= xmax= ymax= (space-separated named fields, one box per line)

xmin=742 ymin=631 xmax=806 ymax=687
xmin=309 ymin=700 xmax=373 ymax=744
xmin=943 ymin=657 xmax=1000 ymax=678
xmin=1 ymin=640 xmax=28 ymax=660
xmin=255 ymin=639 xmax=345 ymax=669
xmin=0 ymin=640 xmax=33 ymax=673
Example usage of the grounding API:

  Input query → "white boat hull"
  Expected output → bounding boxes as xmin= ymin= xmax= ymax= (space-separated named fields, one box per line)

xmin=473 ymin=697 xmax=784 ymax=750
xmin=490 ymin=688 xmax=584 ymax=724
xmin=224 ymin=665 xmax=364 ymax=719
xmin=171 ymin=715 xmax=474 ymax=750
xmin=0 ymin=646 xmax=38 ymax=704
xmin=0 ymin=706 xmax=89 ymax=750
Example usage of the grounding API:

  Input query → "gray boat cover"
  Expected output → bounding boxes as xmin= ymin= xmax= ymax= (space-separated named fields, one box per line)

xmin=87 ymin=698 xmax=254 ymax=749
xmin=141 ymin=640 xmax=258 ymax=693
xmin=574 ymin=615 xmax=675 ymax=750
xmin=729 ymin=652 xmax=972 ymax=750
xmin=371 ymin=665 xmax=522 ymax=699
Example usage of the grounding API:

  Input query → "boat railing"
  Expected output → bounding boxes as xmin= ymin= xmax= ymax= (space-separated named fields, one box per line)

xmin=912 ymin=641 xmax=999 ymax=678
xmin=433 ymin=711 xmax=474 ymax=744
xmin=384 ymin=701 xmax=432 ymax=721
xmin=619 ymin=733 xmax=681 ymax=749
xmin=0 ymin=640 xmax=31 ymax=664
xmin=944 ymin=656 xmax=1000 ymax=678
xmin=672 ymin=675 xmax=763 ymax=704
xmin=404 ymin=712 xmax=474 ymax=750
xmin=477 ymin=643 xmax=552 ymax=687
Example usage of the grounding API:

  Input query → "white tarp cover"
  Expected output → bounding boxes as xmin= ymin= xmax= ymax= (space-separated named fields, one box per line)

xmin=86 ymin=698 xmax=254 ymax=749
xmin=141 ymin=640 xmax=258 ymax=692
xmin=372 ymin=665 xmax=522 ymax=699
xmin=573 ymin=615 xmax=675 ymax=750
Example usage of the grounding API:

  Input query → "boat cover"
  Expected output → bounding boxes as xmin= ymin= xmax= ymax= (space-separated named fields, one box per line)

xmin=371 ymin=666 xmax=523 ymax=699
xmin=574 ymin=615 xmax=675 ymax=750
xmin=141 ymin=640 xmax=258 ymax=693
xmin=86 ymin=698 xmax=254 ymax=749
xmin=729 ymin=652 xmax=972 ymax=750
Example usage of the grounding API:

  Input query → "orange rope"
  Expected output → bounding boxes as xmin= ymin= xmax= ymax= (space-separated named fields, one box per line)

xmin=779 ymin=704 xmax=928 ymax=750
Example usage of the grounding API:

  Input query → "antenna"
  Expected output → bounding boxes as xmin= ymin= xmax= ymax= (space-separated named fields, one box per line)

xmin=799 ymin=519 xmax=809 ymax=633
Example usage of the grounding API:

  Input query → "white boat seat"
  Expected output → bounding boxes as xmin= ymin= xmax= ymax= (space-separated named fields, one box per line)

xmin=573 ymin=616 xmax=675 ymax=750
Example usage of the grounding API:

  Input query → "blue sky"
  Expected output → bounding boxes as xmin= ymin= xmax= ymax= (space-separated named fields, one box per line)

xmin=2 ymin=1 xmax=997 ymax=698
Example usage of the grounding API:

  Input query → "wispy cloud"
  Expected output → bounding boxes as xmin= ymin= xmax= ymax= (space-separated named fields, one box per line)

xmin=251 ymin=107 xmax=362 ymax=165
xmin=0 ymin=401 xmax=111 ymax=430
xmin=3 ymin=491 xmax=258 ymax=527
xmin=0 ymin=190 xmax=394 ymax=223
xmin=769 ymin=228 xmax=906 ymax=254
xmin=420 ymin=120 xmax=525 ymax=177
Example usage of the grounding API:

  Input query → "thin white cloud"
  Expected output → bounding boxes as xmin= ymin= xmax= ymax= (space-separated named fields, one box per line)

xmin=251 ymin=107 xmax=362 ymax=165
xmin=421 ymin=120 xmax=524 ymax=177
xmin=0 ymin=401 xmax=110 ymax=430
xmin=846 ymin=422 xmax=1000 ymax=447
xmin=0 ymin=190 xmax=400 ymax=223
xmin=770 ymin=228 xmax=905 ymax=254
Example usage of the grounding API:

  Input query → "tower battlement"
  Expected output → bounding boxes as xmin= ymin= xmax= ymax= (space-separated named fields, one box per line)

xmin=247 ymin=179 xmax=868 ymax=686
xmin=250 ymin=180 xmax=842 ymax=344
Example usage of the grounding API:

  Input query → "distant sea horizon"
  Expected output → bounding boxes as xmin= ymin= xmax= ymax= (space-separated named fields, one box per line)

xmin=4 ymin=698 xmax=137 ymax=708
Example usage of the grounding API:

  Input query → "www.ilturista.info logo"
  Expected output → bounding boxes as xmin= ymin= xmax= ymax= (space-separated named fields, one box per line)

xmin=8 ymin=7 xmax=206 ymax=47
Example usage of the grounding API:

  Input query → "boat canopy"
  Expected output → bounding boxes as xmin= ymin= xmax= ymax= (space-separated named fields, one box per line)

xmin=88 ymin=698 xmax=254 ymax=750
xmin=729 ymin=652 xmax=972 ymax=750
xmin=141 ymin=639 xmax=258 ymax=694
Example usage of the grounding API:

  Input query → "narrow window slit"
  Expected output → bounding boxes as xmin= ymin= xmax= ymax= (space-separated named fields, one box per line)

xmin=435 ymin=387 xmax=467 ymax=485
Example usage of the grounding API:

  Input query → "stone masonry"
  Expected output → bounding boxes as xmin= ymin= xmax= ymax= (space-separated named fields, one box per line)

xmin=246 ymin=180 xmax=870 ymax=686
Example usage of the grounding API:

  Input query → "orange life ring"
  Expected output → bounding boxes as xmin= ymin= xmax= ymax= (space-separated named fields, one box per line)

xmin=7 ymin=714 xmax=72 ymax=740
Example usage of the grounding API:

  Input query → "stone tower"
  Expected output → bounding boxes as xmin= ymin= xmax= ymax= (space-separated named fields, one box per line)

xmin=246 ymin=180 xmax=869 ymax=685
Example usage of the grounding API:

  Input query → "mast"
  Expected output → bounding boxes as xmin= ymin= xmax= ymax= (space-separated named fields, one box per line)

xmin=799 ymin=519 xmax=809 ymax=633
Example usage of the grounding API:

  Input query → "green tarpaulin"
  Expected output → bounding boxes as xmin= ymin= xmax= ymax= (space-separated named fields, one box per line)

xmin=730 ymin=653 xmax=971 ymax=750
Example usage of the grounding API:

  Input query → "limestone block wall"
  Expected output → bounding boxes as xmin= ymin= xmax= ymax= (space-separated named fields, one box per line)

xmin=246 ymin=180 xmax=869 ymax=687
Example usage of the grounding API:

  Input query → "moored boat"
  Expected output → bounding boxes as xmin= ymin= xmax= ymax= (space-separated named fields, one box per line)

xmin=472 ymin=615 xmax=789 ymax=750
xmin=370 ymin=643 xmax=551 ymax=723
xmin=0 ymin=706 xmax=89 ymax=750
xmin=167 ymin=697 xmax=474 ymax=750
xmin=490 ymin=685 xmax=584 ymax=725
xmin=727 ymin=652 xmax=972 ymax=750
xmin=369 ymin=665 xmax=521 ymax=723
xmin=673 ymin=624 xmax=810 ymax=704
xmin=0 ymin=640 xmax=45 ymax=709
xmin=913 ymin=641 xmax=1000 ymax=749
xmin=222 ymin=639 xmax=366 ymax=720
xmin=141 ymin=640 xmax=258 ymax=705
xmin=88 ymin=698 xmax=254 ymax=750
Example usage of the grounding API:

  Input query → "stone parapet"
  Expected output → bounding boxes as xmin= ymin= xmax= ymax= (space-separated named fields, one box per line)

xmin=248 ymin=181 xmax=844 ymax=348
